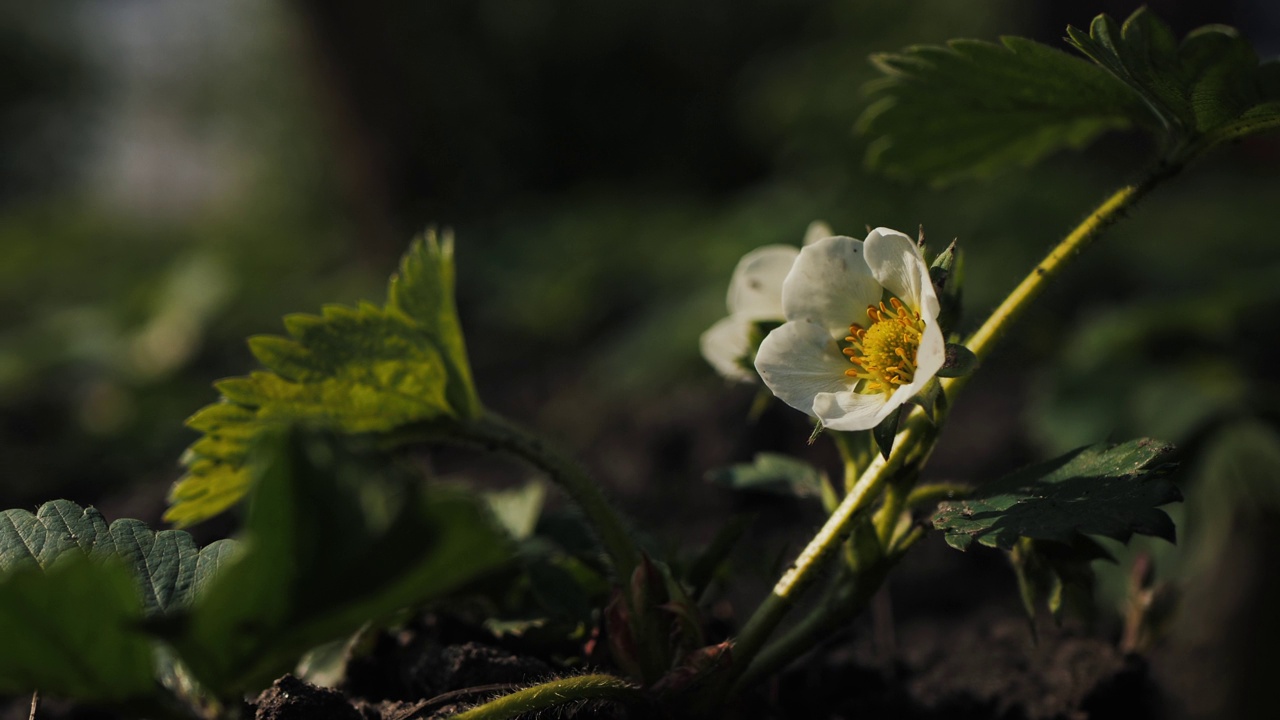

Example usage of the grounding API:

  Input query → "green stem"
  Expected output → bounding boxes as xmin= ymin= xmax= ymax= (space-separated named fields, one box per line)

xmin=872 ymin=479 xmax=906 ymax=547
xmin=960 ymin=164 xmax=1180 ymax=368
xmin=727 ymin=416 xmax=933 ymax=686
xmin=445 ymin=413 xmax=641 ymax=580
xmin=731 ymin=526 xmax=923 ymax=693
xmin=446 ymin=675 xmax=644 ymax=720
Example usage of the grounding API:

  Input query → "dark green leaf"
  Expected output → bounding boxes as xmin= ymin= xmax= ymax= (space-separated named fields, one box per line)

xmin=858 ymin=35 xmax=1142 ymax=184
xmin=0 ymin=500 xmax=237 ymax=616
xmin=168 ymin=232 xmax=481 ymax=526
xmin=907 ymin=377 xmax=943 ymax=422
xmin=933 ymin=439 xmax=1181 ymax=551
xmin=0 ymin=555 xmax=155 ymax=701
xmin=1065 ymin=9 xmax=1280 ymax=155
xmin=173 ymin=428 xmax=512 ymax=694
xmin=707 ymin=453 xmax=825 ymax=500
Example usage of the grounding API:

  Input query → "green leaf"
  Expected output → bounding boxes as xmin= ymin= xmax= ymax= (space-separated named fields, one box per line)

xmin=1065 ymin=9 xmax=1280 ymax=155
xmin=167 ymin=231 xmax=482 ymax=526
xmin=0 ymin=500 xmax=237 ymax=616
xmin=388 ymin=230 xmax=482 ymax=419
xmin=707 ymin=453 xmax=826 ymax=500
xmin=858 ymin=35 xmax=1142 ymax=184
xmin=173 ymin=427 xmax=512 ymax=694
xmin=0 ymin=555 xmax=155 ymax=701
xmin=485 ymin=481 xmax=547 ymax=541
xmin=933 ymin=439 xmax=1181 ymax=551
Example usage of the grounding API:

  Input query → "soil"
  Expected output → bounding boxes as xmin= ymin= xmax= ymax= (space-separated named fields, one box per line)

xmin=240 ymin=610 xmax=1157 ymax=720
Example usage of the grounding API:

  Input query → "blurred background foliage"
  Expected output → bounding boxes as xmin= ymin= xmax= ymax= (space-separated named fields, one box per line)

xmin=1 ymin=0 xmax=1279 ymax=713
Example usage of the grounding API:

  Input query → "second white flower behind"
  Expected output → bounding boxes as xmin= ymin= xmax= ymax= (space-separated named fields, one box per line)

xmin=754 ymin=228 xmax=945 ymax=432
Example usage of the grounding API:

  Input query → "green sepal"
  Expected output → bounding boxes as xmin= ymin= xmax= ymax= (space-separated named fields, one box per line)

xmin=735 ymin=320 xmax=783 ymax=379
xmin=907 ymin=377 xmax=944 ymax=422
xmin=935 ymin=343 xmax=978 ymax=378
xmin=928 ymin=240 xmax=962 ymax=338
xmin=873 ymin=405 xmax=903 ymax=460
xmin=928 ymin=239 xmax=958 ymax=290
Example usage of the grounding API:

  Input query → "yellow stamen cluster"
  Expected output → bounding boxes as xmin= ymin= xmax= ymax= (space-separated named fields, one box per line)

xmin=843 ymin=297 xmax=925 ymax=396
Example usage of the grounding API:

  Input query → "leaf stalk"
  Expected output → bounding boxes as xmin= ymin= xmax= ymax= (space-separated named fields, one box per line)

xmin=445 ymin=674 xmax=643 ymax=720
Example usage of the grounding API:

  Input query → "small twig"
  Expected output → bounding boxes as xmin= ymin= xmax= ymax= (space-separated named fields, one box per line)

xmin=28 ymin=691 xmax=39 ymax=720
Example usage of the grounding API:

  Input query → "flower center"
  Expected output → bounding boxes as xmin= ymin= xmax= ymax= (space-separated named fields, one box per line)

xmin=842 ymin=297 xmax=925 ymax=396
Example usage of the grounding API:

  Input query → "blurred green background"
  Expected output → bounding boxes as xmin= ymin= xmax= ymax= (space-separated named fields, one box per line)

xmin=1 ymin=1 xmax=1278 ymax=715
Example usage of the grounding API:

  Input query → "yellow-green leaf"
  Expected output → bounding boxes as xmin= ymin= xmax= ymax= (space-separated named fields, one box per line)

xmin=167 ymin=231 xmax=480 ymax=526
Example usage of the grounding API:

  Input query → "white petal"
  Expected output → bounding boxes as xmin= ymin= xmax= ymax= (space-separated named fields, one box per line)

xmin=700 ymin=314 xmax=756 ymax=383
xmin=863 ymin=227 xmax=936 ymax=314
xmin=780 ymin=236 xmax=883 ymax=339
xmin=802 ymin=220 xmax=833 ymax=246
xmin=726 ymin=245 xmax=799 ymax=319
xmin=813 ymin=389 xmax=893 ymax=432
xmin=754 ymin=320 xmax=852 ymax=416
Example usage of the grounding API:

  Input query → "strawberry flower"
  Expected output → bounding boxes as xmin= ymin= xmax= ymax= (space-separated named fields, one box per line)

xmin=700 ymin=222 xmax=831 ymax=382
xmin=753 ymin=228 xmax=945 ymax=431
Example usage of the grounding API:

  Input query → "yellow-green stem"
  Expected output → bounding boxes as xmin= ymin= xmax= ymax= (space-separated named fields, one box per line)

xmin=446 ymin=675 xmax=643 ymax=720
xmin=961 ymin=165 xmax=1179 ymax=366
xmin=727 ymin=416 xmax=932 ymax=686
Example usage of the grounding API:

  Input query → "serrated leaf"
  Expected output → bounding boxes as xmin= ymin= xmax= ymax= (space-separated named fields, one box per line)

xmin=1065 ymin=9 xmax=1280 ymax=155
xmin=0 ymin=499 xmax=237 ymax=616
xmin=933 ymin=439 xmax=1181 ymax=551
xmin=388 ymin=230 xmax=482 ymax=419
xmin=858 ymin=35 xmax=1142 ymax=184
xmin=173 ymin=428 xmax=512 ymax=694
xmin=0 ymin=555 xmax=155 ymax=701
xmin=707 ymin=453 xmax=825 ymax=500
xmin=167 ymin=231 xmax=481 ymax=526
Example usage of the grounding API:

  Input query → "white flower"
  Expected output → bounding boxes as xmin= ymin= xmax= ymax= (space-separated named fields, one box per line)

xmin=701 ymin=222 xmax=832 ymax=382
xmin=753 ymin=228 xmax=945 ymax=431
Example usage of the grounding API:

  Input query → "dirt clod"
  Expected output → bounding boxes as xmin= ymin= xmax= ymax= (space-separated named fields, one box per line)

xmin=255 ymin=676 xmax=362 ymax=720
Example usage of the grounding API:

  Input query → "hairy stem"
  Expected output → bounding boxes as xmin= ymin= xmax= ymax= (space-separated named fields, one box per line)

xmin=446 ymin=675 xmax=644 ymax=720
xmin=727 ymin=416 xmax=934 ymax=687
xmin=450 ymin=413 xmax=641 ymax=580
xmin=731 ymin=525 xmax=923 ymax=693
xmin=960 ymin=164 xmax=1180 ymax=367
